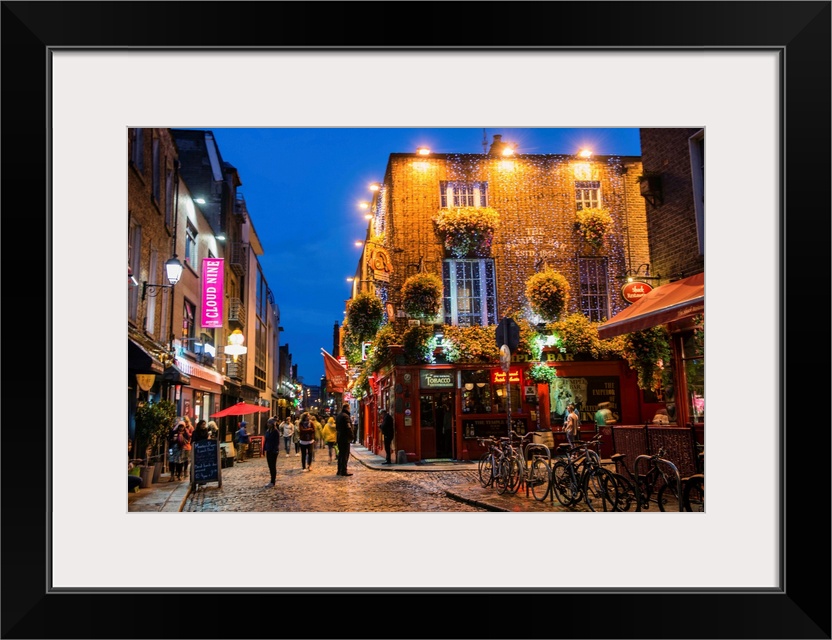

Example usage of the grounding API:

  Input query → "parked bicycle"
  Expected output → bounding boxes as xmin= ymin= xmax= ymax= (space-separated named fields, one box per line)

xmin=608 ymin=447 xmax=682 ymax=512
xmin=496 ymin=430 xmax=553 ymax=499
xmin=550 ymin=433 xmax=618 ymax=511
xmin=682 ymin=446 xmax=704 ymax=512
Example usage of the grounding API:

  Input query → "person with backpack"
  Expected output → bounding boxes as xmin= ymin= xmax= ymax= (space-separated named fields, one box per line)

xmin=297 ymin=412 xmax=316 ymax=472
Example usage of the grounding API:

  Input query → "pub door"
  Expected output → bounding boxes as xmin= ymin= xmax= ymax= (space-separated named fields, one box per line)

xmin=419 ymin=391 xmax=455 ymax=460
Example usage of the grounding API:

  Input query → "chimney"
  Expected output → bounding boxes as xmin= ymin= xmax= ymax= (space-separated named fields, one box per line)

xmin=488 ymin=134 xmax=512 ymax=156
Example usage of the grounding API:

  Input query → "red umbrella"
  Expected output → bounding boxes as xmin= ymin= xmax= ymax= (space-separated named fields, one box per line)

xmin=210 ymin=402 xmax=271 ymax=418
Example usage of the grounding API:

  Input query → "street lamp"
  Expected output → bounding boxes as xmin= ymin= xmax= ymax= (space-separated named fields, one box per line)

xmin=225 ymin=329 xmax=247 ymax=362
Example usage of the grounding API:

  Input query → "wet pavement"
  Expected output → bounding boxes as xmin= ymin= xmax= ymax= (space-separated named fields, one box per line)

xmin=128 ymin=444 xmax=611 ymax=513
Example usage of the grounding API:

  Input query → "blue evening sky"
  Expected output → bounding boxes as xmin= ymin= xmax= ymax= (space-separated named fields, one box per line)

xmin=204 ymin=127 xmax=642 ymax=384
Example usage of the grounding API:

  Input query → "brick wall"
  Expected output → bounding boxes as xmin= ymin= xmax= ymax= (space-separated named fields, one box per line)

xmin=639 ymin=128 xmax=705 ymax=280
xmin=380 ymin=153 xmax=650 ymax=323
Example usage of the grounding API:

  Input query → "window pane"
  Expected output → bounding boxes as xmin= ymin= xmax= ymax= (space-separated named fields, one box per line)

xmin=578 ymin=257 xmax=609 ymax=322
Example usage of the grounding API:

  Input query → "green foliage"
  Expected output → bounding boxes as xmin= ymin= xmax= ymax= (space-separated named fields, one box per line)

xmin=352 ymin=368 xmax=370 ymax=399
xmin=525 ymin=268 xmax=570 ymax=321
xmin=402 ymin=272 xmax=443 ymax=320
xmin=528 ymin=363 xmax=558 ymax=384
xmin=575 ymin=207 xmax=612 ymax=248
xmin=442 ymin=325 xmax=500 ymax=364
xmin=549 ymin=313 xmax=602 ymax=359
xmin=433 ymin=207 xmax=499 ymax=258
xmin=135 ymin=399 xmax=176 ymax=458
xmin=402 ymin=324 xmax=434 ymax=364
xmin=346 ymin=292 xmax=384 ymax=342
xmin=514 ymin=316 xmax=541 ymax=359
xmin=366 ymin=324 xmax=400 ymax=371
xmin=341 ymin=323 xmax=363 ymax=367
xmin=621 ymin=325 xmax=672 ymax=390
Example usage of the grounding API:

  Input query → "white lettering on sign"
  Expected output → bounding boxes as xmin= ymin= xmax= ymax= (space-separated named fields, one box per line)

xmin=621 ymin=281 xmax=654 ymax=304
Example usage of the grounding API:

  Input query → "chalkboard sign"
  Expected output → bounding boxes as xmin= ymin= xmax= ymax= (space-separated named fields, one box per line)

xmin=192 ymin=439 xmax=221 ymax=487
xmin=248 ymin=435 xmax=263 ymax=458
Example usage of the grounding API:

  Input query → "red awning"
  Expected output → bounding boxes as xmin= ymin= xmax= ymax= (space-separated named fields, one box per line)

xmin=597 ymin=272 xmax=704 ymax=339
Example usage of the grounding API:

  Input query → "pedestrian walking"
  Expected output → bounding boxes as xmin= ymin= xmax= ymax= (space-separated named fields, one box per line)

xmin=322 ymin=416 xmax=337 ymax=464
xmin=263 ymin=417 xmax=281 ymax=487
xmin=313 ymin=415 xmax=324 ymax=450
xmin=235 ymin=421 xmax=250 ymax=463
xmin=297 ymin=412 xmax=316 ymax=472
xmin=335 ymin=403 xmax=353 ymax=476
xmin=380 ymin=408 xmax=395 ymax=464
xmin=292 ymin=417 xmax=301 ymax=456
xmin=280 ymin=416 xmax=294 ymax=455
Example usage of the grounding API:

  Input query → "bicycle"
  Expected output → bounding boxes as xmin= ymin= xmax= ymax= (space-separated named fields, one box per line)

xmin=495 ymin=430 xmax=553 ymax=500
xmin=608 ymin=447 xmax=684 ymax=512
xmin=476 ymin=436 xmax=502 ymax=488
xmin=682 ymin=447 xmax=704 ymax=512
xmin=550 ymin=434 xmax=618 ymax=511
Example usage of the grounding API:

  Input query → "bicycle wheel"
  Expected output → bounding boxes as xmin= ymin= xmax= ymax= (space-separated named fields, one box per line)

xmin=656 ymin=477 xmax=682 ymax=512
xmin=552 ymin=461 xmax=579 ymax=506
xmin=583 ymin=467 xmax=618 ymax=512
xmin=505 ymin=457 xmax=523 ymax=495
xmin=529 ymin=458 xmax=552 ymax=502
xmin=605 ymin=473 xmax=635 ymax=512
xmin=682 ymin=474 xmax=704 ymax=512
xmin=495 ymin=458 xmax=512 ymax=494
xmin=478 ymin=453 xmax=494 ymax=488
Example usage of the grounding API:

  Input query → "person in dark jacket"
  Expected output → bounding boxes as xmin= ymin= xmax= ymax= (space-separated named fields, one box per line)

xmin=380 ymin=408 xmax=395 ymax=464
xmin=335 ymin=403 xmax=353 ymax=476
xmin=192 ymin=419 xmax=209 ymax=443
xmin=263 ymin=417 xmax=281 ymax=487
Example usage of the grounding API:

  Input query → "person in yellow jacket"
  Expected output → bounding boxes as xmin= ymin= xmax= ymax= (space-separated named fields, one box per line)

xmin=322 ymin=416 xmax=338 ymax=464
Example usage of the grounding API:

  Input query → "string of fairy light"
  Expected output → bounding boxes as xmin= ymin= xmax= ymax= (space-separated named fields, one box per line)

xmin=349 ymin=144 xmax=643 ymax=371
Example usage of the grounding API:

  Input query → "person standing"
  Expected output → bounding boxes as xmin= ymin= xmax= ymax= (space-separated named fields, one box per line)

xmin=192 ymin=419 xmax=209 ymax=443
xmin=236 ymin=421 xmax=250 ymax=463
xmin=335 ymin=403 xmax=353 ymax=476
xmin=281 ymin=416 xmax=294 ymax=455
xmin=380 ymin=408 xmax=395 ymax=465
xmin=322 ymin=416 xmax=338 ymax=464
xmin=263 ymin=417 xmax=281 ymax=487
xmin=168 ymin=421 xmax=186 ymax=481
xmin=297 ymin=412 xmax=316 ymax=472
xmin=594 ymin=402 xmax=616 ymax=430
xmin=563 ymin=403 xmax=580 ymax=448
xmin=313 ymin=415 xmax=324 ymax=451
xmin=180 ymin=420 xmax=193 ymax=479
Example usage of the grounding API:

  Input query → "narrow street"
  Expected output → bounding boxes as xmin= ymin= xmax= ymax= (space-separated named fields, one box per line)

xmin=184 ymin=448 xmax=489 ymax=512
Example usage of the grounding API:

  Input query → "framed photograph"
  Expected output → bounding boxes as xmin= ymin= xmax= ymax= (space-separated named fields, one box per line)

xmin=4 ymin=2 xmax=829 ymax=638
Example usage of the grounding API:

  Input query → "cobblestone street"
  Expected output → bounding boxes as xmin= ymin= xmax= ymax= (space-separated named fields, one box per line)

xmin=184 ymin=447 xmax=489 ymax=512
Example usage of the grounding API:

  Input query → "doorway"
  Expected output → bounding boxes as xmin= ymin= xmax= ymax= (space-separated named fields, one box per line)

xmin=419 ymin=391 xmax=455 ymax=459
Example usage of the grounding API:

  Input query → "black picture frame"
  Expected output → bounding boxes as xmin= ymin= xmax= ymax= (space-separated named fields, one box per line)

xmin=2 ymin=2 xmax=829 ymax=639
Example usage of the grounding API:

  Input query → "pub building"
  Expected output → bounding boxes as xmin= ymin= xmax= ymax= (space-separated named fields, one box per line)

xmin=355 ymin=343 xmax=665 ymax=463
xmin=343 ymin=135 xmax=703 ymax=464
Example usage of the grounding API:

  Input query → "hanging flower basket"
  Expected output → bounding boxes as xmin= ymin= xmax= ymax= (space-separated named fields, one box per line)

xmin=346 ymin=291 xmax=384 ymax=342
xmin=528 ymin=363 xmax=558 ymax=385
xmin=401 ymin=272 xmax=443 ymax=320
xmin=433 ymin=207 xmax=499 ymax=258
xmin=575 ymin=207 xmax=612 ymax=249
xmin=525 ymin=268 xmax=570 ymax=322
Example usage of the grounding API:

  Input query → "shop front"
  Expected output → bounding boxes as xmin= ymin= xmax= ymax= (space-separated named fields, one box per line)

xmin=362 ymin=355 xmax=649 ymax=462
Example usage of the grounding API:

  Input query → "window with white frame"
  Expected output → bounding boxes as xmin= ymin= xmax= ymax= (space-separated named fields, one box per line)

xmin=152 ymin=137 xmax=161 ymax=203
xmin=165 ymin=166 xmax=174 ymax=229
xmin=575 ymin=181 xmax=601 ymax=210
xmin=440 ymin=181 xmax=488 ymax=208
xmin=131 ymin=128 xmax=144 ymax=172
xmin=442 ymin=259 xmax=497 ymax=326
xmin=578 ymin=257 xmax=610 ymax=322
xmin=128 ymin=221 xmax=141 ymax=323
xmin=182 ymin=299 xmax=196 ymax=345
xmin=185 ymin=219 xmax=198 ymax=265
